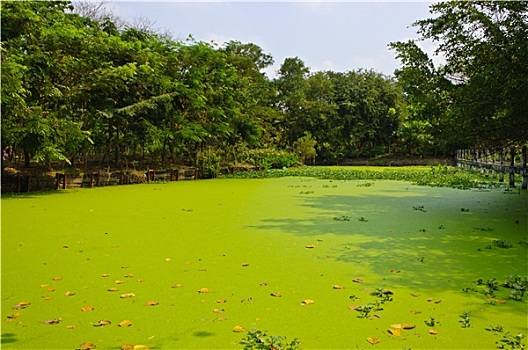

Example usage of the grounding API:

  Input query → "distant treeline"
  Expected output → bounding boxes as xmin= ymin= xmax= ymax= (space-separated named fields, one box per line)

xmin=1 ymin=1 xmax=526 ymax=175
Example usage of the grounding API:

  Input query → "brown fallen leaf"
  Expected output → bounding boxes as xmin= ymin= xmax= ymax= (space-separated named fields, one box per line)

xmin=429 ymin=329 xmax=439 ymax=335
xmin=185 ymin=261 xmax=193 ymax=265
xmin=145 ymin=301 xmax=159 ymax=306
xmin=352 ymin=278 xmax=363 ymax=283
xmin=213 ymin=308 xmax=224 ymax=314
xmin=366 ymin=337 xmax=380 ymax=345
xmin=120 ymin=293 xmax=135 ymax=299
xmin=259 ymin=282 xmax=268 ymax=287
xmin=7 ymin=313 xmax=20 ymax=320
xmin=12 ymin=302 xmax=31 ymax=310
xmin=216 ymin=298 xmax=227 ymax=303
xmin=198 ymin=288 xmax=210 ymax=293
xmin=52 ymin=276 xmax=62 ymax=281
xmin=333 ymin=285 xmax=345 ymax=289
xmin=118 ymin=320 xmax=133 ymax=327
xmin=410 ymin=310 xmax=422 ymax=315
xmin=137 ymin=279 xmax=144 ymax=283
xmin=348 ymin=305 xmax=359 ymax=310
xmin=434 ymin=299 xmax=442 ymax=304
xmin=270 ymin=292 xmax=282 ymax=297
xmin=48 ymin=288 xmax=56 ymax=292
xmin=233 ymin=325 xmax=246 ymax=332
xmin=43 ymin=318 xmax=61 ymax=325
xmin=410 ymin=293 xmax=420 ymax=297
xmin=124 ymin=274 xmax=135 ymax=278
xmin=301 ymin=299 xmax=315 ymax=305
xmin=121 ymin=345 xmax=134 ymax=350
xmin=42 ymin=295 xmax=53 ymax=300
xmin=388 ymin=329 xmax=402 ymax=336
xmin=79 ymin=342 xmax=96 ymax=349
xmin=93 ymin=320 xmax=111 ymax=327
xmin=81 ymin=305 xmax=95 ymax=312
xmin=427 ymin=298 xmax=434 ymax=302
xmin=241 ymin=263 xmax=250 ymax=267
xmin=402 ymin=324 xmax=415 ymax=329
xmin=65 ymin=291 xmax=76 ymax=296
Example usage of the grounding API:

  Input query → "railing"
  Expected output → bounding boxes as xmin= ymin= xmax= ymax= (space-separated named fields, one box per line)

xmin=455 ymin=146 xmax=527 ymax=189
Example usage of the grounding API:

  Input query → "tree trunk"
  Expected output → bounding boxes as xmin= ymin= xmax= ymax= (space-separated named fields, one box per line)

xmin=24 ymin=146 xmax=31 ymax=168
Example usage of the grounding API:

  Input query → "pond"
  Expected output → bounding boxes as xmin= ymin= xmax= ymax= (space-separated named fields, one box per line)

xmin=2 ymin=176 xmax=527 ymax=349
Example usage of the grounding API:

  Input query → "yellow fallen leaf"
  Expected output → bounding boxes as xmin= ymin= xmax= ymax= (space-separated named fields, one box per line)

xmin=93 ymin=320 xmax=111 ymax=327
xmin=241 ymin=263 xmax=250 ymax=267
xmin=233 ymin=325 xmax=246 ymax=332
xmin=301 ymin=299 xmax=315 ymax=305
xmin=133 ymin=346 xmax=151 ymax=350
xmin=115 ymin=280 xmax=125 ymax=284
xmin=270 ymin=292 xmax=282 ymax=297
xmin=48 ymin=288 xmax=56 ymax=292
xmin=145 ymin=300 xmax=159 ymax=306
xmin=121 ymin=345 xmax=134 ymax=350
xmin=402 ymin=324 xmax=415 ymax=329
xmin=305 ymin=245 xmax=316 ymax=249
xmin=216 ymin=298 xmax=227 ymax=303
xmin=66 ymin=325 xmax=77 ymax=329
xmin=118 ymin=320 xmax=133 ymax=327
xmin=198 ymin=288 xmax=210 ymax=293
xmin=7 ymin=313 xmax=20 ymax=320
xmin=52 ymin=276 xmax=62 ymax=281
xmin=171 ymin=284 xmax=182 ymax=288
xmin=333 ymin=285 xmax=345 ymax=289
xmin=429 ymin=329 xmax=439 ymax=335
xmin=81 ymin=305 xmax=95 ymax=312
xmin=165 ymin=258 xmax=172 ymax=262
xmin=213 ymin=308 xmax=224 ymax=314
xmin=65 ymin=291 xmax=75 ymax=296
xmin=388 ymin=329 xmax=401 ymax=336
xmin=495 ymin=299 xmax=506 ymax=304
xmin=79 ymin=342 xmax=96 ymax=349
xmin=40 ymin=284 xmax=49 ymax=288
xmin=120 ymin=293 xmax=135 ymax=299
xmin=124 ymin=274 xmax=135 ymax=278
xmin=366 ymin=337 xmax=380 ymax=344
xmin=12 ymin=301 xmax=31 ymax=310
xmin=108 ymin=287 xmax=119 ymax=292
xmin=390 ymin=324 xmax=402 ymax=329
xmin=101 ymin=274 xmax=110 ymax=277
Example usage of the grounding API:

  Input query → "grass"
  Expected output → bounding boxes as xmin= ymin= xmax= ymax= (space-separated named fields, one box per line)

xmin=1 ymin=172 xmax=527 ymax=349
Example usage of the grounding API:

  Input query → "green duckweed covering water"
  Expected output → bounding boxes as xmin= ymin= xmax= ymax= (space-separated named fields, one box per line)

xmin=1 ymin=171 xmax=527 ymax=349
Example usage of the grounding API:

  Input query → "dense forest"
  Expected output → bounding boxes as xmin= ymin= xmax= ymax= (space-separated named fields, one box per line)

xmin=1 ymin=1 xmax=527 ymax=176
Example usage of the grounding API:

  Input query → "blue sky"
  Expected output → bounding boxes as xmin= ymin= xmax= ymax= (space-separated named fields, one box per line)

xmin=108 ymin=1 xmax=438 ymax=77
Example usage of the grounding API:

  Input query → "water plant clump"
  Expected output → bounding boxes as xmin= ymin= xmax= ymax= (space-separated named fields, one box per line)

xmin=240 ymin=329 xmax=301 ymax=350
xmin=459 ymin=311 xmax=471 ymax=328
xmin=496 ymin=332 xmax=526 ymax=349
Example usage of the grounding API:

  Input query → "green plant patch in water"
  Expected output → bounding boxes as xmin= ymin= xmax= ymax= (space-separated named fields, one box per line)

xmin=1 ymin=177 xmax=527 ymax=349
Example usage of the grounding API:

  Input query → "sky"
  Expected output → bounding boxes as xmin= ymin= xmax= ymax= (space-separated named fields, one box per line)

xmin=107 ymin=1 xmax=440 ymax=78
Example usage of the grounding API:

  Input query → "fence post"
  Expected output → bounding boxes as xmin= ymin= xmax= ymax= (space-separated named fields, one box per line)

xmin=509 ymin=147 xmax=516 ymax=186
xmin=522 ymin=146 xmax=527 ymax=190
xmin=499 ymin=150 xmax=505 ymax=182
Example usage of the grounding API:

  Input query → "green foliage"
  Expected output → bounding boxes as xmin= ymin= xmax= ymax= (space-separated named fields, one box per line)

xmin=240 ymin=148 xmax=299 ymax=170
xmin=294 ymin=132 xmax=317 ymax=165
xmin=459 ymin=311 xmax=471 ymax=328
xmin=240 ymin=329 xmax=300 ymax=350
xmin=497 ymin=333 xmax=526 ymax=350
xmin=197 ymin=148 xmax=222 ymax=179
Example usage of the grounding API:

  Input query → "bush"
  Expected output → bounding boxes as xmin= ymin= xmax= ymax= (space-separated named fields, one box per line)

xmin=240 ymin=148 xmax=300 ymax=170
xmin=197 ymin=148 xmax=222 ymax=179
xmin=240 ymin=329 xmax=300 ymax=350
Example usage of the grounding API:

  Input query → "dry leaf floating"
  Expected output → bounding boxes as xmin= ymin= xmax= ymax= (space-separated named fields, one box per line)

xmin=270 ymin=292 xmax=282 ymax=297
xmin=216 ymin=298 xmax=227 ymax=303
xmin=366 ymin=337 xmax=380 ymax=345
xmin=52 ymin=276 xmax=62 ymax=281
xmin=233 ymin=325 xmax=246 ymax=332
xmin=118 ymin=320 xmax=133 ymax=327
xmin=145 ymin=301 xmax=159 ymax=306
xmin=198 ymin=288 xmax=210 ymax=294
xmin=7 ymin=313 xmax=20 ymax=320
xmin=352 ymin=278 xmax=363 ymax=283
xmin=43 ymin=318 xmax=61 ymax=325
xmin=65 ymin=291 xmax=76 ymax=296
xmin=120 ymin=293 xmax=135 ymax=299
xmin=12 ymin=301 xmax=31 ymax=310
xmin=101 ymin=274 xmax=110 ymax=277
xmin=133 ymin=345 xmax=151 ymax=350
xmin=81 ymin=305 xmax=95 ymax=312
xmin=402 ymin=324 xmax=415 ymax=329
xmin=305 ymin=245 xmax=316 ymax=249
xmin=259 ymin=282 xmax=268 ymax=287
xmin=107 ymin=287 xmax=119 ymax=292
xmin=388 ymin=329 xmax=402 ymax=336
xmin=79 ymin=342 xmax=96 ymax=349
xmin=121 ymin=345 xmax=134 ymax=350
xmin=241 ymin=263 xmax=250 ymax=267
xmin=213 ymin=308 xmax=224 ymax=314
xmin=93 ymin=320 xmax=111 ymax=327
xmin=301 ymin=299 xmax=315 ymax=305
xmin=124 ymin=274 xmax=135 ymax=278
xmin=333 ymin=285 xmax=345 ymax=289
xmin=429 ymin=329 xmax=439 ymax=335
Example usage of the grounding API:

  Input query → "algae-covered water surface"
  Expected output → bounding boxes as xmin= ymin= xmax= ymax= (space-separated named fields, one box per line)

xmin=2 ymin=175 xmax=527 ymax=349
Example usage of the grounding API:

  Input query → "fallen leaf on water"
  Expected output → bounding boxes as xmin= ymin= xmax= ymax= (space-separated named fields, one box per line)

xmin=270 ymin=292 xmax=282 ymax=297
xmin=121 ymin=345 xmax=134 ymax=350
xmin=410 ymin=310 xmax=422 ymax=315
xmin=429 ymin=329 xmax=439 ymax=335
xmin=348 ymin=305 xmax=359 ymax=310
xmin=382 ymin=289 xmax=393 ymax=295
xmin=434 ymin=299 xmax=443 ymax=304
xmin=241 ymin=263 xmax=250 ymax=267
xmin=305 ymin=245 xmax=316 ymax=249
xmin=366 ymin=337 xmax=380 ymax=345
xmin=301 ymin=299 xmax=315 ymax=305
xmin=65 ymin=291 xmax=75 ymax=296
xmin=124 ymin=274 xmax=135 ymax=278
xmin=333 ymin=285 xmax=345 ymax=289
xmin=410 ymin=293 xmax=420 ymax=297
xmin=495 ymin=299 xmax=506 ymax=304
xmin=79 ymin=342 xmax=96 ymax=349
xmin=52 ymin=276 xmax=62 ymax=281
xmin=115 ymin=280 xmax=125 ymax=284
xmin=43 ymin=318 xmax=61 ymax=325
xmin=402 ymin=324 xmax=415 ymax=329
xmin=259 ymin=282 xmax=268 ymax=287
xmin=185 ymin=261 xmax=193 ymax=265
xmin=108 ymin=287 xmax=119 ymax=292
xmin=373 ymin=314 xmax=381 ymax=319
xmin=216 ymin=298 xmax=227 ymax=303
xmin=12 ymin=302 xmax=31 ymax=310
xmin=427 ymin=298 xmax=434 ymax=302
xmin=66 ymin=325 xmax=77 ymax=329
xmin=390 ymin=324 xmax=402 ymax=329
xmin=165 ymin=258 xmax=172 ymax=262
xmin=198 ymin=288 xmax=210 ymax=294
xmin=233 ymin=325 xmax=246 ymax=332
xmin=145 ymin=301 xmax=159 ymax=306
xmin=390 ymin=269 xmax=401 ymax=273
xmin=93 ymin=320 xmax=111 ymax=327
xmin=42 ymin=295 xmax=53 ymax=300
xmin=137 ymin=279 xmax=144 ymax=283
xmin=171 ymin=284 xmax=182 ymax=288
xmin=120 ymin=293 xmax=135 ymax=299
xmin=352 ymin=278 xmax=363 ymax=283
xmin=48 ymin=288 xmax=56 ymax=292
xmin=7 ymin=313 xmax=20 ymax=320
xmin=101 ymin=274 xmax=110 ymax=277
xmin=81 ymin=305 xmax=95 ymax=312
xmin=133 ymin=345 xmax=151 ymax=350
xmin=40 ymin=284 xmax=49 ymax=288
xmin=388 ymin=329 xmax=401 ymax=336
xmin=118 ymin=320 xmax=133 ymax=327
xmin=121 ymin=266 xmax=129 ymax=269
xmin=213 ymin=308 xmax=224 ymax=314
